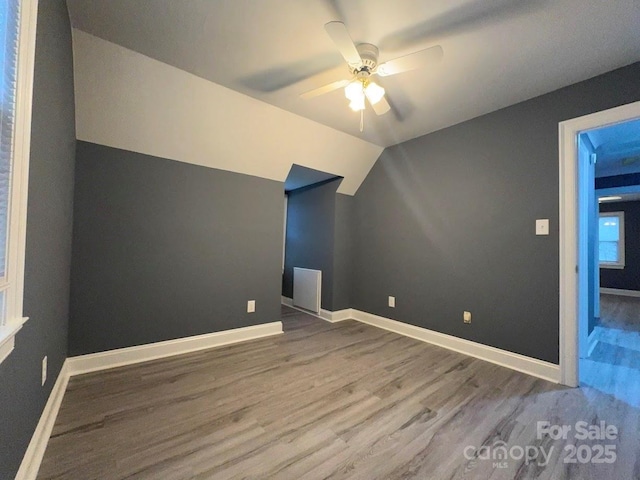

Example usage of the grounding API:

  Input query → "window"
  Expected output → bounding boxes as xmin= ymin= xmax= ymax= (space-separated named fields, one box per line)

xmin=599 ymin=211 xmax=625 ymax=269
xmin=0 ymin=0 xmax=38 ymax=365
xmin=0 ymin=0 xmax=20 ymax=324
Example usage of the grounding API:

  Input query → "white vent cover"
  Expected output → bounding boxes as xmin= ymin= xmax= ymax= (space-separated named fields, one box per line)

xmin=293 ymin=267 xmax=322 ymax=313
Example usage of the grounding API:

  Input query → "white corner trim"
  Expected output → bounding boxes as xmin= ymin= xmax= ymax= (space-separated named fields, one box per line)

xmin=15 ymin=361 xmax=70 ymax=480
xmin=320 ymin=308 xmax=353 ymax=323
xmin=351 ymin=309 xmax=561 ymax=384
xmin=67 ymin=322 xmax=283 ymax=376
xmin=600 ymin=287 xmax=640 ymax=298
xmin=281 ymin=296 xmax=293 ymax=307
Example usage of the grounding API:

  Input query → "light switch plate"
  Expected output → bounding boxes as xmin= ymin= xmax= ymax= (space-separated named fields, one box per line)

xmin=536 ymin=219 xmax=549 ymax=236
xmin=388 ymin=296 xmax=395 ymax=308
xmin=247 ymin=300 xmax=255 ymax=313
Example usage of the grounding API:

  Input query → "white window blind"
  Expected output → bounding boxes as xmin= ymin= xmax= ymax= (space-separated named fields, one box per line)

xmin=0 ymin=0 xmax=20 ymax=324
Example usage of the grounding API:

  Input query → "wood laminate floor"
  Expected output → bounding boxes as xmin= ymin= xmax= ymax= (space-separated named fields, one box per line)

xmin=581 ymin=294 xmax=640 ymax=408
xmin=38 ymin=306 xmax=640 ymax=479
xmin=598 ymin=294 xmax=640 ymax=332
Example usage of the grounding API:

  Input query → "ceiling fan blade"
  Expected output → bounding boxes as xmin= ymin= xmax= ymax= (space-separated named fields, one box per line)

xmin=324 ymin=21 xmax=363 ymax=67
xmin=300 ymin=78 xmax=350 ymax=99
xmin=367 ymin=93 xmax=391 ymax=116
xmin=377 ymin=45 xmax=443 ymax=77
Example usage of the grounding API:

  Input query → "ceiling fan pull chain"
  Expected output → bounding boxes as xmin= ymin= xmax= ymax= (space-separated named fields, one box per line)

xmin=360 ymin=109 xmax=364 ymax=132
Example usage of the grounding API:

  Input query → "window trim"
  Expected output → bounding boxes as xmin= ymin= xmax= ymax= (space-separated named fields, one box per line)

xmin=599 ymin=211 xmax=625 ymax=270
xmin=0 ymin=0 xmax=38 ymax=365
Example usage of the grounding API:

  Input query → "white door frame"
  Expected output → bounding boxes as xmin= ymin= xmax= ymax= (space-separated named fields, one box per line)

xmin=559 ymin=100 xmax=640 ymax=387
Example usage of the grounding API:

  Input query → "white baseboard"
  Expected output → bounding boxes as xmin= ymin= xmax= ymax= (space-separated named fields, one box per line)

xmin=282 ymin=296 xmax=351 ymax=323
xmin=283 ymin=298 xmax=560 ymax=382
xmin=350 ymin=309 xmax=561 ymax=384
xmin=600 ymin=287 xmax=640 ymax=298
xmin=320 ymin=308 xmax=353 ymax=323
xmin=67 ymin=322 xmax=283 ymax=376
xmin=15 ymin=361 xmax=70 ymax=480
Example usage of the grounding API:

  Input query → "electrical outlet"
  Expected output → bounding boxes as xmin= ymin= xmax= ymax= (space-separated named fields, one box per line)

xmin=247 ymin=300 xmax=256 ymax=313
xmin=463 ymin=311 xmax=472 ymax=324
xmin=388 ymin=296 xmax=396 ymax=308
xmin=42 ymin=356 xmax=47 ymax=386
xmin=536 ymin=219 xmax=549 ymax=235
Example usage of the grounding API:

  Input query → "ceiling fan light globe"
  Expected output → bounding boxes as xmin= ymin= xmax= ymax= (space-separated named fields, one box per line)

xmin=345 ymin=81 xmax=363 ymax=101
xmin=365 ymin=82 xmax=385 ymax=105
xmin=349 ymin=97 xmax=365 ymax=111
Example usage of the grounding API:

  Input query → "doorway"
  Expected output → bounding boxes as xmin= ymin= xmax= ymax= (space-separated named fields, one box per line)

xmin=559 ymin=101 xmax=640 ymax=390
xmin=281 ymin=164 xmax=343 ymax=317
xmin=578 ymin=118 xmax=640 ymax=405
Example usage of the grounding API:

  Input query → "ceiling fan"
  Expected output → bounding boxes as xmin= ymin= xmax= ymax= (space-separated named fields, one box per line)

xmin=301 ymin=21 xmax=444 ymax=130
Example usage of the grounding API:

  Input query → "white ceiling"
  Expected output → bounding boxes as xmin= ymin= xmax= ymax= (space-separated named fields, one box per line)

xmin=589 ymin=118 xmax=640 ymax=162
xmin=66 ymin=0 xmax=640 ymax=148
xmin=587 ymin=118 xmax=640 ymax=177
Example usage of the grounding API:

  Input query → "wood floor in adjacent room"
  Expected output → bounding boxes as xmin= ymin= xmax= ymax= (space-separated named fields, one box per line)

xmin=38 ymin=306 xmax=640 ymax=480
xmin=581 ymin=294 xmax=640 ymax=408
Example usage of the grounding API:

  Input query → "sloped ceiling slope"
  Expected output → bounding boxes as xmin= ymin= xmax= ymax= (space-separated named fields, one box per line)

xmin=72 ymin=30 xmax=382 ymax=195
xmin=67 ymin=0 xmax=640 ymax=147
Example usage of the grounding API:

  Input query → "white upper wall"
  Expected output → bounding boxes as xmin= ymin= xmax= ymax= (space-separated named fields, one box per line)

xmin=72 ymin=30 xmax=383 ymax=195
xmin=67 ymin=0 xmax=640 ymax=147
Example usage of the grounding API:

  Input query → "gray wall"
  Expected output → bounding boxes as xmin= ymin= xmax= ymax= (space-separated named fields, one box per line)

xmin=352 ymin=62 xmax=640 ymax=364
xmin=600 ymin=201 xmax=640 ymax=292
xmin=282 ymin=180 xmax=353 ymax=312
xmin=283 ymin=179 xmax=341 ymax=310
xmin=69 ymin=142 xmax=283 ymax=355
xmin=0 ymin=1 xmax=76 ymax=477
xmin=332 ymin=194 xmax=353 ymax=311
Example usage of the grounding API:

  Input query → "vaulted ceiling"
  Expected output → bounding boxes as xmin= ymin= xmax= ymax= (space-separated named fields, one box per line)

xmin=66 ymin=0 xmax=640 ymax=148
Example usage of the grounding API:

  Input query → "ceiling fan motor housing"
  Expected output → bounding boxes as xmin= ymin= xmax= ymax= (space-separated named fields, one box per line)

xmin=353 ymin=43 xmax=379 ymax=78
